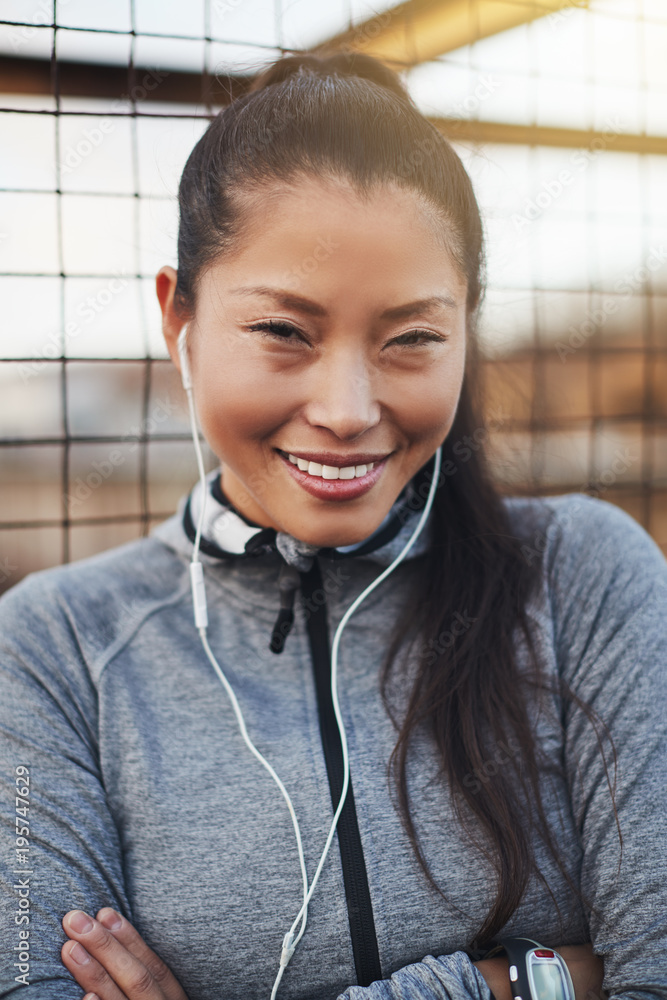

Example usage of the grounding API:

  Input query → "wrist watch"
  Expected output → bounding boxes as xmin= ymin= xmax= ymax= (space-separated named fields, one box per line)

xmin=497 ymin=937 xmax=576 ymax=1000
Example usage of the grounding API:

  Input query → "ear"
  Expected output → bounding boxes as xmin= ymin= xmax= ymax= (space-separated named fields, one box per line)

xmin=156 ymin=266 xmax=190 ymax=376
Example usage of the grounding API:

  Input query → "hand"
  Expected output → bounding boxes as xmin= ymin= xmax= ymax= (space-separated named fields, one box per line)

xmin=61 ymin=907 xmax=189 ymax=1000
xmin=475 ymin=942 xmax=605 ymax=1000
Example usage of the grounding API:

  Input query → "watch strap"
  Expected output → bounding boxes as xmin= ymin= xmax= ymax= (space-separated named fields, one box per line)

xmin=498 ymin=936 xmax=575 ymax=1000
xmin=500 ymin=937 xmax=540 ymax=1000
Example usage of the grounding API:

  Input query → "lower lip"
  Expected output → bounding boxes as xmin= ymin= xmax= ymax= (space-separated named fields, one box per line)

xmin=277 ymin=451 xmax=389 ymax=501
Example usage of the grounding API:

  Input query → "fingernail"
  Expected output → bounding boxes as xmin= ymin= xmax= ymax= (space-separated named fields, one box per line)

xmin=70 ymin=942 xmax=91 ymax=965
xmin=99 ymin=910 xmax=123 ymax=931
xmin=68 ymin=910 xmax=93 ymax=933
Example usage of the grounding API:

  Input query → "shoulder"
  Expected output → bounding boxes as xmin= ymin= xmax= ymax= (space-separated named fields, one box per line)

xmin=0 ymin=531 xmax=190 ymax=683
xmin=502 ymin=492 xmax=667 ymax=685
xmin=502 ymin=491 xmax=666 ymax=581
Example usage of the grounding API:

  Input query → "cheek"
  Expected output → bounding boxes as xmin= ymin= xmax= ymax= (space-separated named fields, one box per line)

xmin=388 ymin=356 xmax=465 ymax=441
xmin=191 ymin=335 xmax=466 ymax=457
xmin=194 ymin=356 xmax=294 ymax=453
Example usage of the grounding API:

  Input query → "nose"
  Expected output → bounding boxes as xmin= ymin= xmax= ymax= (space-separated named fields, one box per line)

xmin=303 ymin=349 xmax=381 ymax=440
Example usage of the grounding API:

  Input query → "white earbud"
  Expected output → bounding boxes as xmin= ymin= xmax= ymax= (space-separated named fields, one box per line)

xmin=177 ymin=324 xmax=193 ymax=391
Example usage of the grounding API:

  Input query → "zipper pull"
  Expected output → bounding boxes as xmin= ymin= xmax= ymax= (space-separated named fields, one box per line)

xmin=269 ymin=562 xmax=300 ymax=654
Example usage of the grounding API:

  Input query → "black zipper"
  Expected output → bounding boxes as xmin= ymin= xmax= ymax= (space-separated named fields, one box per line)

xmin=300 ymin=559 xmax=382 ymax=988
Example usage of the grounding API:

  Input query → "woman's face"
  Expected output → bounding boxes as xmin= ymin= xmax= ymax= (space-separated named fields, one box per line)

xmin=159 ymin=175 xmax=468 ymax=548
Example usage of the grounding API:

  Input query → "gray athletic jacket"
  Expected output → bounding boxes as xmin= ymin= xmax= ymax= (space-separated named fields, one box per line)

xmin=1 ymin=473 xmax=666 ymax=1000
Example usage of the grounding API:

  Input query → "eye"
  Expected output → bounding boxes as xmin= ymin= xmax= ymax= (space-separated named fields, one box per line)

xmin=246 ymin=320 xmax=306 ymax=342
xmin=386 ymin=330 xmax=447 ymax=347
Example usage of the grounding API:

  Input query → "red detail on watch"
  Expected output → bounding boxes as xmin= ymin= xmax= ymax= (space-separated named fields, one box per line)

xmin=533 ymin=949 xmax=555 ymax=958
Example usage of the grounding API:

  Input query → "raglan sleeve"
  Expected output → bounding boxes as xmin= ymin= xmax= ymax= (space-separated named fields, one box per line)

xmin=547 ymin=495 xmax=667 ymax=1000
xmin=0 ymin=572 xmax=133 ymax=999
xmin=336 ymin=952 xmax=493 ymax=1000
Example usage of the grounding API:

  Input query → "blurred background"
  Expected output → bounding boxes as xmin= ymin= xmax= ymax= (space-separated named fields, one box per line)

xmin=0 ymin=0 xmax=665 ymax=593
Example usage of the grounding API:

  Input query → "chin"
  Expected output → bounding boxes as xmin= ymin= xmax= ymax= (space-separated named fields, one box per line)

xmin=282 ymin=507 xmax=386 ymax=549
xmin=297 ymin=529 xmax=365 ymax=548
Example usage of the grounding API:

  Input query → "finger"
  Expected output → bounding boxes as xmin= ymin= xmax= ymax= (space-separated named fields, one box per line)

xmin=60 ymin=936 xmax=128 ymax=1000
xmin=95 ymin=908 xmax=187 ymax=1000
xmin=62 ymin=910 xmax=157 ymax=1000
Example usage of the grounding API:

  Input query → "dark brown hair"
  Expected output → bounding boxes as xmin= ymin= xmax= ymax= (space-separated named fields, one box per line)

xmin=175 ymin=52 xmax=482 ymax=314
xmin=174 ymin=51 xmax=615 ymax=947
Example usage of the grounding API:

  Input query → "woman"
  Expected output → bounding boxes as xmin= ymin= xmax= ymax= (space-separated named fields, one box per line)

xmin=1 ymin=53 xmax=666 ymax=1000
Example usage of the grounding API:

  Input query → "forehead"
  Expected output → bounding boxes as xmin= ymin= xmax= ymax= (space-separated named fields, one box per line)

xmin=236 ymin=173 xmax=449 ymax=234
xmin=214 ymin=173 xmax=467 ymax=292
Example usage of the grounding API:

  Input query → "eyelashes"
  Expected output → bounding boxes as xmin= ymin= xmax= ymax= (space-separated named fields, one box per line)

xmin=390 ymin=330 xmax=447 ymax=346
xmin=247 ymin=320 xmax=301 ymax=340
xmin=245 ymin=320 xmax=448 ymax=348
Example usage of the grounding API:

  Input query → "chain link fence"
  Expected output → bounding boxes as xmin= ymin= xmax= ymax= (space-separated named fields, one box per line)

xmin=1 ymin=0 xmax=665 ymax=595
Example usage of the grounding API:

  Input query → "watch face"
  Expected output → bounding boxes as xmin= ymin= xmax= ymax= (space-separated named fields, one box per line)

xmin=527 ymin=957 xmax=568 ymax=1000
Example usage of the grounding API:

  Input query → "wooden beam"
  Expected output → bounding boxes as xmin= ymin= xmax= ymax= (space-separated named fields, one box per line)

xmin=2 ymin=55 xmax=664 ymax=158
xmin=0 ymin=55 xmax=248 ymax=105
xmin=317 ymin=0 xmax=590 ymax=68
xmin=434 ymin=118 xmax=667 ymax=155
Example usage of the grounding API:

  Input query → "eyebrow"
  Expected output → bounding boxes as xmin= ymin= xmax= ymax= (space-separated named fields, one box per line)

xmin=381 ymin=295 xmax=457 ymax=320
xmin=228 ymin=286 xmax=458 ymax=319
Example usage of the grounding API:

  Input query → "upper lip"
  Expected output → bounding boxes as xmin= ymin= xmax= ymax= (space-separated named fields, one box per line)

xmin=277 ymin=448 xmax=392 ymax=467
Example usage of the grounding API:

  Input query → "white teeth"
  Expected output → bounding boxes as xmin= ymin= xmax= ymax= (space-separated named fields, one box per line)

xmin=284 ymin=451 xmax=381 ymax=479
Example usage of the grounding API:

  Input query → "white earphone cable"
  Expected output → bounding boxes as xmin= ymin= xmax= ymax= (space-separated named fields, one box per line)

xmin=283 ymin=444 xmax=442 ymax=947
xmin=185 ymin=385 xmax=207 ymax=564
xmin=177 ymin=325 xmax=442 ymax=1000
xmin=184 ymin=375 xmax=310 ymax=974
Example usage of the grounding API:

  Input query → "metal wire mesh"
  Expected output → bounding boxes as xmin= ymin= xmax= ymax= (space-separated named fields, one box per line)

xmin=0 ymin=0 xmax=665 ymax=596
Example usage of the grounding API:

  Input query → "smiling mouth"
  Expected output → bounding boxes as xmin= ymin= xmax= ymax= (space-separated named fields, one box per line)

xmin=275 ymin=448 xmax=391 ymax=502
xmin=276 ymin=449 xmax=383 ymax=480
